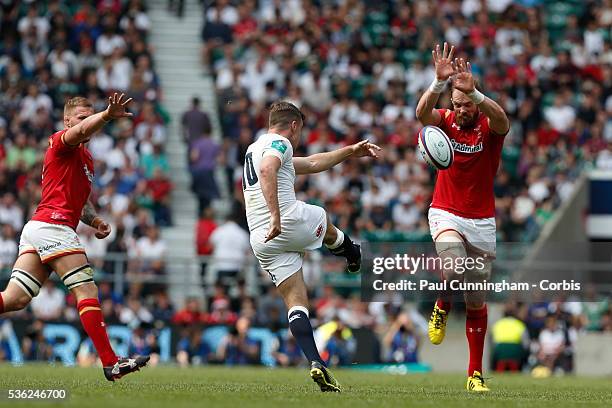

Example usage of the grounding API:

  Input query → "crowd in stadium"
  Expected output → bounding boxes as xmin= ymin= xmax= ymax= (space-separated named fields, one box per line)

xmin=0 ymin=0 xmax=173 ymax=281
xmin=1 ymin=0 xmax=612 ymax=373
xmin=3 ymin=278 xmax=611 ymax=370
xmin=205 ymin=0 xmax=611 ymax=242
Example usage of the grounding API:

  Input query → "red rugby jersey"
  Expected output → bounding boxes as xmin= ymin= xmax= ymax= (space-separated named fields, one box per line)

xmin=429 ymin=108 xmax=506 ymax=219
xmin=31 ymin=130 xmax=94 ymax=230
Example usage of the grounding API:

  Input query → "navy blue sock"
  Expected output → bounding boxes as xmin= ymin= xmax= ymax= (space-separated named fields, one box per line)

xmin=288 ymin=306 xmax=325 ymax=366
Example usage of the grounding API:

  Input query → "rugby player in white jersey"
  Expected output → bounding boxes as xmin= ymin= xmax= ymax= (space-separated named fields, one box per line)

xmin=243 ymin=101 xmax=380 ymax=392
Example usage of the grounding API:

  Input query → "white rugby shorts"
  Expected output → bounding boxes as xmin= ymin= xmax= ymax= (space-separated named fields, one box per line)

xmin=428 ymin=207 xmax=496 ymax=256
xmin=250 ymin=201 xmax=327 ymax=286
xmin=19 ymin=220 xmax=86 ymax=263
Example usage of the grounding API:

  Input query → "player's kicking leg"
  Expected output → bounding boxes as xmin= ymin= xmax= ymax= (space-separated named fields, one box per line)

xmin=48 ymin=253 xmax=149 ymax=381
xmin=277 ymin=270 xmax=341 ymax=392
xmin=0 ymin=253 xmax=50 ymax=316
xmin=323 ymin=216 xmax=361 ymax=273
xmin=464 ymin=250 xmax=490 ymax=392
xmin=428 ymin=230 xmax=466 ymax=345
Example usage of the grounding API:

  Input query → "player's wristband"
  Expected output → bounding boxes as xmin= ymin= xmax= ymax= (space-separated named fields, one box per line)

xmin=467 ymin=89 xmax=485 ymax=105
xmin=429 ymin=78 xmax=448 ymax=94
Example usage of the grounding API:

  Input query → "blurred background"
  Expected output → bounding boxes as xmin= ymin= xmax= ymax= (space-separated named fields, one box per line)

xmin=0 ymin=0 xmax=611 ymax=375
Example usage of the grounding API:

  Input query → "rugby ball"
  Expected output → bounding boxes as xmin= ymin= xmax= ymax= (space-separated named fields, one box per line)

xmin=418 ymin=126 xmax=454 ymax=170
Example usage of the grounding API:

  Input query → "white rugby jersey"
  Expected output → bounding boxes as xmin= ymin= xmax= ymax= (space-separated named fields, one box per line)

xmin=243 ymin=133 xmax=297 ymax=231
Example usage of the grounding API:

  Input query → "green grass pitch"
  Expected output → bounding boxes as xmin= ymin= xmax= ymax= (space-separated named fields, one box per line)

xmin=0 ymin=364 xmax=610 ymax=407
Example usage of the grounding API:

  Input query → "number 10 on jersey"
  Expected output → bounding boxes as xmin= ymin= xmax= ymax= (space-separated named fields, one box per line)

xmin=242 ymin=152 xmax=258 ymax=190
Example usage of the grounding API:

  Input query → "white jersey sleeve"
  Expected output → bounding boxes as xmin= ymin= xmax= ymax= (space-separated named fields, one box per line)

xmin=262 ymin=137 xmax=291 ymax=163
xmin=243 ymin=133 xmax=297 ymax=231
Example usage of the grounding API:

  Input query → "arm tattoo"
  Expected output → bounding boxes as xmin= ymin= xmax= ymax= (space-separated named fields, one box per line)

xmin=81 ymin=200 xmax=98 ymax=227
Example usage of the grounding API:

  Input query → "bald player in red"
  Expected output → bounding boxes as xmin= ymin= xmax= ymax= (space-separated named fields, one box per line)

xmin=416 ymin=43 xmax=510 ymax=392
xmin=0 ymin=93 xmax=149 ymax=381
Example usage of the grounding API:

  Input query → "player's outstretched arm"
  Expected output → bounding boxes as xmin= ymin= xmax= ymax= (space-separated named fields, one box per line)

xmin=63 ymin=93 xmax=133 ymax=146
xmin=293 ymin=140 xmax=381 ymax=175
xmin=416 ymin=42 xmax=456 ymax=126
xmin=81 ymin=197 xmax=111 ymax=239
xmin=260 ymin=155 xmax=282 ymax=242
xmin=453 ymin=58 xmax=510 ymax=135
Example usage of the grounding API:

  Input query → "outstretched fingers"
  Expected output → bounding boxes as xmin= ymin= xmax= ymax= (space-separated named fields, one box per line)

xmin=448 ymin=44 xmax=456 ymax=61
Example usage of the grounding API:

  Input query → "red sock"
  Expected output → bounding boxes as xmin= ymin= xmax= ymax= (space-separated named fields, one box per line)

xmin=436 ymin=298 xmax=451 ymax=313
xmin=77 ymin=298 xmax=118 ymax=367
xmin=466 ymin=305 xmax=487 ymax=375
xmin=0 ymin=293 xmax=4 ymax=314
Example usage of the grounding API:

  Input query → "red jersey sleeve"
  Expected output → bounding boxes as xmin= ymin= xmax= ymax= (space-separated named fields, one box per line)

xmin=49 ymin=130 xmax=78 ymax=156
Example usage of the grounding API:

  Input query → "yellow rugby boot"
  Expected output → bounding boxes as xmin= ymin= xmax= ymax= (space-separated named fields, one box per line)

xmin=428 ymin=303 xmax=449 ymax=345
xmin=466 ymin=371 xmax=490 ymax=392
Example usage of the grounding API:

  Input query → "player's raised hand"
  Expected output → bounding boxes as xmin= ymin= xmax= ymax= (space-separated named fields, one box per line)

xmin=452 ymin=58 xmax=475 ymax=94
xmin=351 ymin=140 xmax=382 ymax=158
xmin=264 ymin=216 xmax=281 ymax=243
xmin=95 ymin=219 xmax=112 ymax=239
xmin=105 ymin=93 xmax=133 ymax=120
xmin=432 ymin=42 xmax=456 ymax=81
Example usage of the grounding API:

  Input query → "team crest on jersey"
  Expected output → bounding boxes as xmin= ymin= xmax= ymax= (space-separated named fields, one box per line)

xmin=315 ymin=223 xmax=324 ymax=238
xmin=83 ymin=165 xmax=94 ymax=183
xmin=271 ymin=140 xmax=287 ymax=154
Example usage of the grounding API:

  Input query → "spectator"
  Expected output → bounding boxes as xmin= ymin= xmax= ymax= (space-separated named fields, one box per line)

xmin=151 ymin=291 xmax=175 ymax=322
xmin=205 ymin=297 xmax=238 ymax=326
xmin=134 ymin=104 xmax=166 ymax=154
xmin=177 ymin=327 xmax=212 ymax=366
xmin=0 ymin=224 xmax=17 ymax=270
xmin=118 ymin=296 xmax=154 ymax=329
xmin=146 ymin=168 xmax=173 ymax=226
xmin=181 ymin=97 xmax=212 ymax=144
xmin=583 ymin=285 xmax=609 ymax=331
xmin=30 ymin=280 xmax=65 ymax=321
xmin=209 ymin=212 xmax=250 ymax=283
xmin=273 ymin=333 xmax=304 ymax=367
xmin=196 ymin=206 xmax=218 ymax=278
xmin=173 ymin=297 xmax=205 ymax=326
xmin=537 ymin=315 xmax=569 ymax=373
xmin=140 ymin=144 xmax=170 ymax=179
xmin=189 ymin=132 xmax=220 ymax=212
xmin=5 ymin=132 xmax=37 ymax=171
xmin=543 ymin=94 xmax=576 ymax=134
xmin=315 ymin=317 xmax=356 ymax=367
xmin=382 ymin=312 xmax=420 ymax=363
xmin=216 ymin=317 xmax=260 ymax=365
xmin=491 ymin=303 xmax=529 ymax=372
xmin=21 ymin=320 xmax=53 ymax=362
xmin=134 ymin=226 xmax=167 ymax=264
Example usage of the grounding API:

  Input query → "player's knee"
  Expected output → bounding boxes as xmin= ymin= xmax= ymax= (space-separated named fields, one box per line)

xmin=1 ymin=289 xmax=32 ymax=312
xmin=9 ymin=291 xmax=32 ymax=311
xmin=61 ymin=264 xmax=96 ymax=297
xmin=465 ymin=293 xmax=486 ymax=309
xmin=466 ymin=300 xmax=485 ymax=310
xmin=436 ymin=235 xmax=467 ymax=279
xmin=8 ymin=269 xmax=42 ymax=309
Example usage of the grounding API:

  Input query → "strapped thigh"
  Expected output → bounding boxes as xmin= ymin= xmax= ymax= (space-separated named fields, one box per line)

xmin=61 ymin=264 xmax=95 ymax=290
xmin=10 ymin=268 xmax=43 ymax=298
